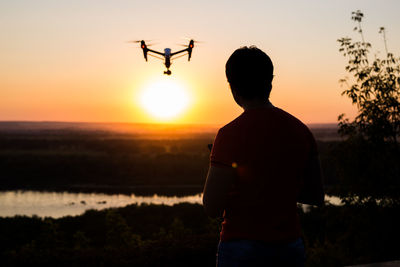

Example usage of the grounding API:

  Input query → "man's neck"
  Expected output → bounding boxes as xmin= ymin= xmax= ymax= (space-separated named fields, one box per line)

xmin=242 ymin=99 xmax=274 ymax=110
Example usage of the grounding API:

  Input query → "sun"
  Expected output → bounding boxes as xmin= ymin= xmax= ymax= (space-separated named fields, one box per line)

xmin=139 ymin=78 xmax=190 ymax=120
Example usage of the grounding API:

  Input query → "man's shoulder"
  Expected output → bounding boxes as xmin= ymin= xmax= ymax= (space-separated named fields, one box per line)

xmin=275 ymin=108 xmax=317 ymax=148
xmin=218 ymin=113 xmax=245 ymax=134
xmin=275 ymin=108 xmax=309 ymax=129
xmin=217 ymin=107 xmax=312 ymax=137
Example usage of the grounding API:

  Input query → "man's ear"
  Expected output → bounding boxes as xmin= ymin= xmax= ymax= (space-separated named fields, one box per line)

xmin=230 ymin=85 xmax=244 ymax=108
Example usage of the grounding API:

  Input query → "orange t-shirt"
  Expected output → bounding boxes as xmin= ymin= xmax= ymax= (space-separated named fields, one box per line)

xmin=210 ymin=107 xmax=317 ymax=242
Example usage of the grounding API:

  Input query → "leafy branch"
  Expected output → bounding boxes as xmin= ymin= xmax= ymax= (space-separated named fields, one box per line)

xmin=337 ymin=10 xmax=400 ymax=144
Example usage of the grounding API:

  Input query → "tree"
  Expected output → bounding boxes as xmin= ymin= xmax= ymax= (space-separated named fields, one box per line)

xmin=334 ymin=11 xmax=400 ymax=205
xmin=337 ymin=10 xmax=400 ymax=144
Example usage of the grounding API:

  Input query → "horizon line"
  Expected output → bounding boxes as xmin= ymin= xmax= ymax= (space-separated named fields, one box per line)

xmin=0 ymin=120 xmax=339 ymax=127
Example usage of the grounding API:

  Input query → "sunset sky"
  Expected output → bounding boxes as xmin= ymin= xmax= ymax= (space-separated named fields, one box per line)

xmin=1 ymin=0 xmax=400 ymax=125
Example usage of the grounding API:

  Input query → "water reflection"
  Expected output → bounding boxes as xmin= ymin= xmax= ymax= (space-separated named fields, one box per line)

xmin=0 ymin=190 xmax=342 ymax=218
xmin=0 ymin=190 xmax=203 ymax=218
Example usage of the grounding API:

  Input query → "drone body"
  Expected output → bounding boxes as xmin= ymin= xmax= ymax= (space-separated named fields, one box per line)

xmin=131 ymin=39 xmax=196 ymax=75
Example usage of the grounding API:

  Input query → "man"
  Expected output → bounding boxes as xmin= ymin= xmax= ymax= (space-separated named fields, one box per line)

xmin=203 ymin=46 xmax=324 ymax=267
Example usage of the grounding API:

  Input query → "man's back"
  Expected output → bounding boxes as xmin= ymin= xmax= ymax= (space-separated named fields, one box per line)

xmin=211 ymin=107 xmax=317 ymax=242
xmin=202 ymin=46 xmax=323 ymax=266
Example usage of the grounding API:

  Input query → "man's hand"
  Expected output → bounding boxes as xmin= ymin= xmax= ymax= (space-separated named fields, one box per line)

xmin=297 ymin=154 xmax=324 ymax=206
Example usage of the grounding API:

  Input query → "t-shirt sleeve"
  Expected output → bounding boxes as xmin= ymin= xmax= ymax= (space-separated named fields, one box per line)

xmin=210 ymin=128 xmax=236 ymax=168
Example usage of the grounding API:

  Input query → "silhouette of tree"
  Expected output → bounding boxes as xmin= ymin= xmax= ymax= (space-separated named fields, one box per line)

xmin=334 ymin=11 xmax=400 ymax=205
xmin=337 ymin=10 xmax=400 ymax=144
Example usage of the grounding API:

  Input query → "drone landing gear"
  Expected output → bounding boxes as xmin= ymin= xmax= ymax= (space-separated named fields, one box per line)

xmin=164 ymin=70 xmax=172 ymax=75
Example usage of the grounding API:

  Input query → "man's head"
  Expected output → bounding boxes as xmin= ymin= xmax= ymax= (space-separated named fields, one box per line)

xmin=225 ymin=46 xmax=274 ymax=105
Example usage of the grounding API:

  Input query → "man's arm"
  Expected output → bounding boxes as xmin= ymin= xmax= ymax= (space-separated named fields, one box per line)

xmin=297 ymin=154 xmax=325 ymax=206
xmin=202 ymin=165 xmax=236 ymax=217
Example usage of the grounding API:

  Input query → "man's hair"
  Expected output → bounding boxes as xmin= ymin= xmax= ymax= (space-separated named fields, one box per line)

xmin=225 ymin=46 xmax=274 ymax=100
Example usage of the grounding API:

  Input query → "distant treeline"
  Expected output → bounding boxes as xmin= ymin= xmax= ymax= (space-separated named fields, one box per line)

xmin=0 ymin=131 xmax=340 ymax=195
xmin=0 ymin=132 xmax=212 ymax=195
xmin=0 ymin=203 xmax=398 ymax=266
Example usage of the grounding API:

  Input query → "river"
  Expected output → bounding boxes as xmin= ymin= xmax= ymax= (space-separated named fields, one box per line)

xmin=0 ymin=190 xmax=341 ymax=218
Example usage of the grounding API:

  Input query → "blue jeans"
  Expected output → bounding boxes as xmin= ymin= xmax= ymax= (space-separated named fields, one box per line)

xmin=217 ymin=238 xmax=305 ymax=267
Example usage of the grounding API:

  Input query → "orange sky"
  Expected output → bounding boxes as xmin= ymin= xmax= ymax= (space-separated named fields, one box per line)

xmin=1 ymin=1 xmax=400 ymax=125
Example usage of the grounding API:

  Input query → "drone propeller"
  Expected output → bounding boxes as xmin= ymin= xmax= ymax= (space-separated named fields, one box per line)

xmin=126 ymin=40 xmax=158 ymax=48
xmin=181 ymin=37 xmax=204 ymax=43
xmin=126 ymin=39 xmax=155 ymax=43
xmin=176 ymin=41 xmax=203 ymax=47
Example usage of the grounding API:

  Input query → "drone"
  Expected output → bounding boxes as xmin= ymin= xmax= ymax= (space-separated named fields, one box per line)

xmin=129 ymin=39 xmax=197 ymax=75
